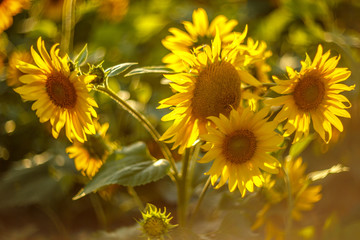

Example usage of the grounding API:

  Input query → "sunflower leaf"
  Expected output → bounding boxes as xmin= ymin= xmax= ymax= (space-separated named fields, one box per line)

xmin=308 ymin=164 xmax=349 ymax=182
xmin=124 ymin=66 xmax=174 ymax=77
xmin=289 ymin=134 xmax=314 ymax=159
xmin=74 ymin=44 xmax=88 ymax=66
xmin=105 ymin=62 xmax=138 ymax=77
xmin=73 ymin=142 xmax=170 ymax=200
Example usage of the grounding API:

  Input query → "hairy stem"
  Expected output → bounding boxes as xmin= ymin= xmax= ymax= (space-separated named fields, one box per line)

xmin=177 ymin=148 xmax=191 ymax=226
xmin=61 ymin=0 xmax=76 ymax=53
xmin=128 ymin=186 xmax=144 ymax=210
xmin=95 ymin=85 xmax=179 ymax=181
xmin=283 ymin=163 xmax=293 ymax=238
xmin=191 ymin=176 xmax=211 ymax=221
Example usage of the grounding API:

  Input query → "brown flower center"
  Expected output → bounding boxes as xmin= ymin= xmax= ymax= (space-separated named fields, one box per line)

xmin=222 ymin=129 xmax=257 ymax=164
xmin=191 ymin=61 xmax=241 ymax=122
xmin=293 ymin=70 xmax=325 ymax=111
xmin=84 ymin=134 xmax=107 ymax=160
xmin=46 ymin=72 xmax=77 ymax=108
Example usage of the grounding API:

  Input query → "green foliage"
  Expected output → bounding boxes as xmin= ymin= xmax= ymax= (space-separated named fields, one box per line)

xmin=289 ymin=134 xmax=315 ymax=159
xmin=0 ymin=160 xmax=72 ymax=208
xmin=73 ymin=142 xmax=170 ymax=200
xmin=125 ymin=66 xmax=174 ymax=77
xmin=73 ymin=43 xmax=88 ymax=66
xmin=106 ymin=62 xmax=138 ymax=77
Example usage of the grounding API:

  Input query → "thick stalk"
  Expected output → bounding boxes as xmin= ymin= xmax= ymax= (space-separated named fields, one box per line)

xmin=177 ymin=149 xmax=191 ymax=227
xmin=128 ymin=186 xmax=144 ymax=210
xmin=283 ymin=164 xmax=293 ymax=239
xmin=95 ymin=85 xmax=179 ymax=180
xmin=191 ymin=176 xmax=211 ymax=221
xmin=90 ymin=194 xmax=107 ymax=229
xmin=61 ymin=0 xmax=76 ymax=53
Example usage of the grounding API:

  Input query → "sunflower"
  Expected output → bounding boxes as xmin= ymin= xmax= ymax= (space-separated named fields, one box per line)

xmin=240 ymin=38 xmax=272 ymax=84
xmin=158 ymin=30 xmax=262 ymax=154
xmin=266 ymin=45 xmax=354 ymax=143
xmin=66 ymin=121 xmax=111 ymax=178
xmin=97 ymin=0 xmax=129 ymax=22
xmin=199 ymin=107 xmax=283 ymax=196
xmin=6 ymin=50 xmax=33 ymax=87
xmin=138 ymin=203 xmax=177 ymax=240
xmin=0 ymin=0 xmax=30 ymax=33
xmin=162 ymin=7 xmax=247 ymax=71
xmin=15 ymin=37 xmax=98 ymax=142
xmin=252 ymin=157 xmax=322 ymax=240
xmin=240 ymin=38 xmax=273 ymax=110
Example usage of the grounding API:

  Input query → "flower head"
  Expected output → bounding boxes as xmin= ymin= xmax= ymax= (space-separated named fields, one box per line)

xmin=252 ymin=157 xmax=322 ymax=239
xmin=15 ymin=37 xmax=98 ymax=142
xmin=162 ymin=7 xmax=247 ymax=71
xmin=199 ymin=107 xmax=283 ymax=197
xmin=0 ymin=0 xmax=30 ymax=33
xmin=266 ymin=45 xmax=354 ymax=143
xmin=6 ymin=50 xmax=33 ymax=87
xmin=66 ymin=121 xmax=111 ymax=178
xmin=138 ymin=203 xmax=177 ymax=240
xmin=159 ymin=30 xmax=262 ymax=153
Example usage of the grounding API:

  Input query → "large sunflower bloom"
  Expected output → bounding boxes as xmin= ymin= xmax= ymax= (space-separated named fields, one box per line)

xmin=158 ymin=30 xmax=261 ymax=154
xmin=66 ymin=121 xmax=111 ymax=178
xmin=266 ymin=45 xmax=354 ymax=143
xmin=252 ymin=157 xmax=322 ymax=240
xmin=162 ymin=8 xmax=247 ymax=71
xmin=199 ymin=107 xmax=283 ymax=197
xmin=0 ymin=0 xmax=30 ymax=33
xmin=15 ymin=37 xmax=98 ymax=142
xmin=6 ymin=50 xmax=33 ymax=87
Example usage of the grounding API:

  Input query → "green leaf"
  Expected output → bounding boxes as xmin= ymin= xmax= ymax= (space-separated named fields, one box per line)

xmin=308 ymin=164 xmax=349 ymax=182
xmin=105 ymin=62 xmax=138 ymax=77
xmin=73 ymin=142 xmax=170 ymax=200
xmin=74 ymin=44 xmax=88 ymax=66
xmin=289 ymin=134 xmax=314 ymax=159
xmin=0 ymin=162 xmax=64 ymax=208
xmin=124 ymin=66 xmax=174 ymax=77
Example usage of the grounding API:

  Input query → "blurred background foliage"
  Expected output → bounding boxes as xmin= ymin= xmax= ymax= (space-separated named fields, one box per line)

xmin=0 ymin=0 xmax=360 ymax=239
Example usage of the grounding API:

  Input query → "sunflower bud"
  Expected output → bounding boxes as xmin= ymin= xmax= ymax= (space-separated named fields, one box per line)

xmin=138 ymin=203 xmax=177 ymax=240
xmin=88 ymin=63 xmax=106 ymax=86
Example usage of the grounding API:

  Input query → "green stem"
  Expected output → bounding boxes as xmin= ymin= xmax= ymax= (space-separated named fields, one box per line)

xmin=177 ymin=148 xmax=191 ymax=227
xmin=40 ymin=206 xmax=69 ymax=239
xmin=191 ymin=176 xmax=211 ymax=221
xmin=61 ymin=0 xmax=76 ymax=53
xmin=282 ymin=163 xmax=293 ymax=239
xmin=90 ymin=194 xmax=107 ymax=229
xmin=128 ymin=186 xmax=144 ymax=210
xmin=95 ymin=85 xmax=179 ymax=181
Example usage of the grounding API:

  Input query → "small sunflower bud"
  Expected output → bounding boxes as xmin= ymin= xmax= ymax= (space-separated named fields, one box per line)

xmin=88 ymin=62 xmax=106 ymax=86
xmin=138 ymin=203 xmax=177 ymax=240
xmin=68 ymin=60 xmax=76 ymax=72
